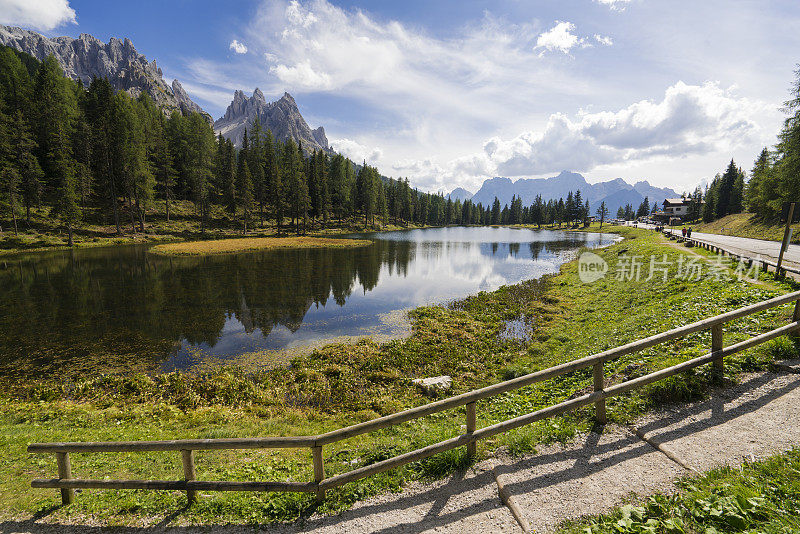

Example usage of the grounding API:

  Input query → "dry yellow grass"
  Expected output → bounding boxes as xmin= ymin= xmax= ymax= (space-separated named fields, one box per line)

xmin=148 ymin=236 xmax=373 ymax=256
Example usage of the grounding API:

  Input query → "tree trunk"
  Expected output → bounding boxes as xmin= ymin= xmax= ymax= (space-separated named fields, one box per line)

xmin=128 ymin=198 xmax=136 ymax=234
xmin=11 ymin=198 xmax=18 ymax=236
xmin=166 ymin=198 xmax=170 ymax=223
xmin=67 ymin=223 xmax=74 ymax=247
xmin=135 ymin=198 xmax=145 ymax=233
xmin=25 ymin=203 xmax=31 ymax=226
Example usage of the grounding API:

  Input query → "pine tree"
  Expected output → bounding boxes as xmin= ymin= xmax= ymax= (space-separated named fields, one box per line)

xmin=596 ymin=201 xmax=609 ymax=228
xmin=491 ymin=197 xmax=501 ymax=225
xmin=8 ymin=110 xmax=42 ymax=225
xmin=283 ymin=139 xmax=308 ymax=234
xmin=236 ymin=151 xmax=254 ymax=234
xmin=153 ymin=114 xmax=177 ymax=222
xmin=746 ymin=148 xmax=770 ymax=216
xmin=33 ymin=55 xmax=80 ymax=243
xmin=264 ymin=130 xmax=283 ymax=232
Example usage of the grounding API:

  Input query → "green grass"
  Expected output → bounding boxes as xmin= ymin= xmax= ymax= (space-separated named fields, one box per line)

xmin=0 ymin=200 xmax=431 ymax=256
xmin=1 ymin=227 xmax=798 ymax=526
xmin=683 ymin=213 xmax=800 ymax=244
xmin=558 ymin=448 xmax=800 ymax=534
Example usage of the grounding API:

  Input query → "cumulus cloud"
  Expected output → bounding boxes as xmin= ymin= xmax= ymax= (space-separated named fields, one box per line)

xmin=595 ymin=0 xmax=632 ymax=10
xmin=0 ymin=0 xmax=76 ymax=31
xmin=330 ymin=138 xmax=383 ymax=164
xmin=269 ymin=59 xmax=332 ymax=89
xmin=229 ymin=39 xmax=248 ymax=54
xmin=395 ymin=81 xmax=769 ymax=190
xmin=535 ymin=21 xmax=585 ymax=55
xmin=594 ymin=34 xmax=613 ymax=46
xmin=490 ymin=81 xmax=766 ymax=175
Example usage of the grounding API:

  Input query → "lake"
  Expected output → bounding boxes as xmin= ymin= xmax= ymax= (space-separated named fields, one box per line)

xmin=0 ymin=227 xmax=616 ymax=377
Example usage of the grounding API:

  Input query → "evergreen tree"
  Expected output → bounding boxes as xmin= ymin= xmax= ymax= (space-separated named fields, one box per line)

xmin=596 ymin=201 xmax=609 ymax=228
xmin=8 ymin=110 xmax=42 ymax=225
xmin=33 ymin=55 xmax=80 ymax=243
xmin=491 ymin=197 xmax=501 ymax=225
xmin=236 ymin=150 xmax=254 ymax=234
xmin=746 ymin=148 xmax=771 ymax=216
xmin=264 ymin=130 xmax=284 ymax=232
xmin=637 ymin=197 xmax=650 ymax=218
xmin=283 ymin=139 xmax=309 ymax=234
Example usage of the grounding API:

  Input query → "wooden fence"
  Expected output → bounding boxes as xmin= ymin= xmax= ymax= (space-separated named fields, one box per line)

xmin=665 ymin=229 xmax=800 ymax=276
xmin=29 ymin=291 xmax=800 ymax=506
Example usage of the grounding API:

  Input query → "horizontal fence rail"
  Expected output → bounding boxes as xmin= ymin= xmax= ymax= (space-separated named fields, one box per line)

xmin=29 ymin=290 xmax=800 ymax=505
xmin=664 ymin=229 xmax=800 ymax=276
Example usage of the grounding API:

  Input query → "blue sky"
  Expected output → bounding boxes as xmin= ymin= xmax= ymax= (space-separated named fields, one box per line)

xmin=3 ymin=0 xmax=800 ymax=194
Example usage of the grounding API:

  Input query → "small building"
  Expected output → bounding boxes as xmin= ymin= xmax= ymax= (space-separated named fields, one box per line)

xmin=662 ymin=198 xmax=692 ymax=217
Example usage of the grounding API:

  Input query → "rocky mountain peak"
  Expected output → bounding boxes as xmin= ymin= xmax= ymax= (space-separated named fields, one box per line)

xmin=0 ymin=25 xmax=210 ymax=122
xmin=214 ymin=89 xmax=330 ymax=153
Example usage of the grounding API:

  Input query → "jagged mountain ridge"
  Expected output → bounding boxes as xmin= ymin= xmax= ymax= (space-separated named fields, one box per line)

xmin=213 ymin=88 xmax=331 ymax=153
xmin=466 ymin=171 xmax=679 ymax=216
xmin=0 ymin=25 xmax=210 ymax=121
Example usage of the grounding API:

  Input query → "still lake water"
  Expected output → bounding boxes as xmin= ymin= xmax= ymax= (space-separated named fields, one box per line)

xmin=0 ymin=227 xmax=616 ymax=377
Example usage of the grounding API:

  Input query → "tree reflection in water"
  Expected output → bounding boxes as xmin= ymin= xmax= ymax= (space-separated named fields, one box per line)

xmin=0 ymin=227 xmax=615 ymax=378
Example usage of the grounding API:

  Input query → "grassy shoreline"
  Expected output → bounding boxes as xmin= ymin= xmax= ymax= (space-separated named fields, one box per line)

xmin=0 ymin=200 xmax=434 ymax=256
xmin=1 ymin=227 xmax=799 ymax=526
xmin=148 ymin=236 xmax=374 ymax=256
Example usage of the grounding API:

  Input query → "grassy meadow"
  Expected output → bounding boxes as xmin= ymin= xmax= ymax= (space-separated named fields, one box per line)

xmin=1 ymin=226 xmax=798 ymax=526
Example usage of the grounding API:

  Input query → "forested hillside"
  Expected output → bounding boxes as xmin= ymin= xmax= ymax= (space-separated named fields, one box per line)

xmin=0 ymin=48 xmax=496 ymax=245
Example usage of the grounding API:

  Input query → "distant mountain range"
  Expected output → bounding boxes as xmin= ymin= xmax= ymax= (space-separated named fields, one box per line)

xmin=213 ymin=89 xmax=331 ymax=152
xmin=460 ymin=171 xmax=679 ymax=215
xmin=0 ymin=25 xmax=210 ymax=122
xmin=447 ymin=187 xmax=474 ymax=202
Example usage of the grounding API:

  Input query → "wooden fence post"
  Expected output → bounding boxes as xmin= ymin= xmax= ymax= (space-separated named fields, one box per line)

xmin=56 ymin=452 xmax=74 ymax=505
xmin=712 ymin=324 xmax=724 ymax=378
xmin=312 ymin=446 xmax=325 ymax=502
xmin=776 ymin=202 xmax=795 ymax=277
xmin=593 ymin=362 xmax=606 ymax=424
xmin=466 ymin=402 xmax=477 ymax=458
xmin=792 ymin=300 xmax=800 ymax=340
xmin=181 ymin=450 xmax=197 ymax=504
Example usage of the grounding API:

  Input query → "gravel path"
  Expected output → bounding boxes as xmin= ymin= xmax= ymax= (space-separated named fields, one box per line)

xmin=4 ymin=371 xmax=799 ymax=534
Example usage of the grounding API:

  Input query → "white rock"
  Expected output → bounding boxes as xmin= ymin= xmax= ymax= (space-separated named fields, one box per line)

xmin=412 ymin=375 xmax=452 ymax=393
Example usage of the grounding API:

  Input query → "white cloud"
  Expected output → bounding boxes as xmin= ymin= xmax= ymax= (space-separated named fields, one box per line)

xmin=330 ymin=137 xmax=383 ymax=164
xmin=595 ymin=0 xmax=632 ymax=11
xmin=229 ymin=39 xmax=248 ymax=54
xmin=594 ymin=34 xmax=613 ymax=46
xmin=269 ymin=59 xmax=332 ymax=89
xmin=394 ymin=81 xmax=771 ymax=191
xmin=0 ymin=0 xmax=76 ymax=31
xmin=535 ymin=21 xmax=586 ymax=55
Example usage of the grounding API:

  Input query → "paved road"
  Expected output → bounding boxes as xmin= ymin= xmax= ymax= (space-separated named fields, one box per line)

xmin=671 ymin=230 xmax=800 ymax=269
xmin=634 ymin=222 xmax=800 ymax=269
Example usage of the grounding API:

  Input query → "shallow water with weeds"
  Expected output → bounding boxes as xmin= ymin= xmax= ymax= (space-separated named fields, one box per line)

xmin=1 ymin=226 xmax=798 ymax=526
xmin=0 ymin=227 xmax=614 ymax=377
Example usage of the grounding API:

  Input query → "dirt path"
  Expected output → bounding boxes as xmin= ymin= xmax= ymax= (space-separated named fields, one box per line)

xmin=5 ymin=370 xmax=799 ymax=534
